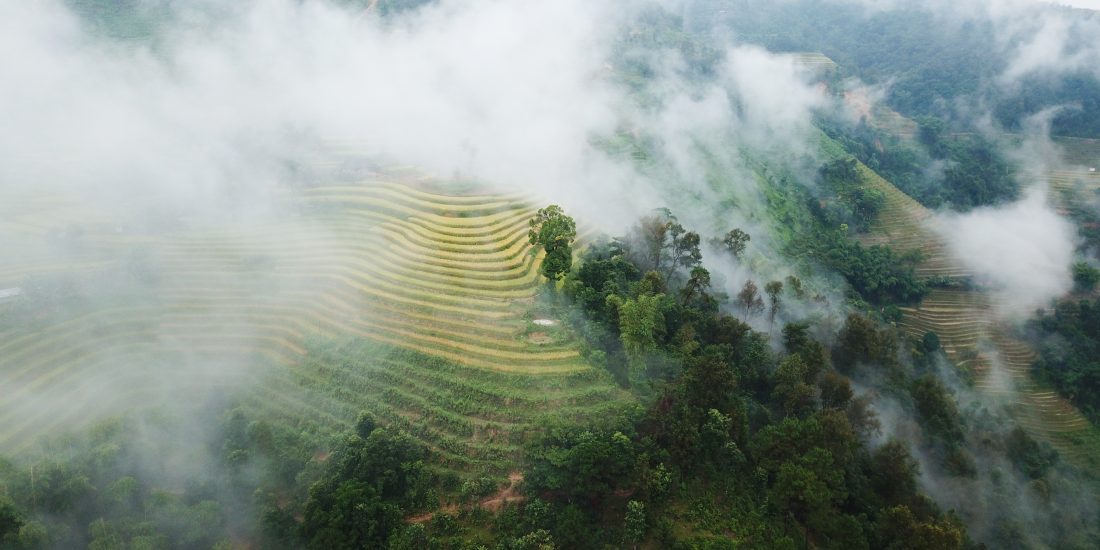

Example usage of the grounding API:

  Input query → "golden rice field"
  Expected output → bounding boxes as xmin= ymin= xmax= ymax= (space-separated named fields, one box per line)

xmin=0 ymin=175 xmax=628 ymax=475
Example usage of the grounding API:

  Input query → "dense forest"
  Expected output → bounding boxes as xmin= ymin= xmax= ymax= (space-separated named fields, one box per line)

xmin=819 ymin=116 xmax=1019 ymax=211
xmin=712 ymin=0 xmax=1100 ymax=138
xmin=1032 ymin=297 xmax=1100 ymax=425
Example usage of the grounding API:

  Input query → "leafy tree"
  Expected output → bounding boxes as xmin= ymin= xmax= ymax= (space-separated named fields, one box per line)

xmin=822 ymin=157 xmax=859 ymax=182
xmin=565 ymin=240 xmax=640 ymax=324
xmin=765 ymin=280 xmax=783 ymax=323
xmin=785 ymin=275 xmax=804 ymax=298
xmin=526 ymin=424 xmax=636 ymax=508
xmin=0 ymin=495 xmax=24 ymax=545
xmin=1073 ymin=262 xmax=1100 ymax=292
xmin=529 ymin=205 xmax=577 ymax=281
xmin=770 ymin=448 xmax=846 ymax=522
xmin=782 ymin=322 xmax=813 ymax=355
xmin=700 ymin=409 xmax=745 ymax=467
xmin=737 ymin=280 xmax=765 ymax=315
xmin=818 ymin=371 xmax=854 ymax=410
xmin=722 ymin=228 xmax=751 ymax=259
xmin=502 ymin=529 xmax=556 ymax=550
xmin=461 ymin=476 xmax=498 ymax=502
xmin=921 ymin=331 xmax=940 ymax=353
xmin=623 ymin=500 xmax=646 ymax=548
xmin=1032 ymin=298 xmax=1100 ymax=423
xmin=818 ymin=158 xmax=886 ymax=232
xmin=300 ymin=481 xmax=400 ymax=550
xmin=871 ymin=440 xmax=919 ymax=505
xmin=619 ymin=293 xmax=667 ymax=369
xmin=355 ymin=410 xmax=376 ymax=438
xmin=389 ymin=523 xmax=430 ymax=550
xmin=631 ymin=210 xmax=701 ymax=284
xmin=833 ymin=313 xmax=895 ymax=372
xmin=750 ymin=416 xmax=824 ymax=473
xmin=15 ymin=521 xmax=48 ymax=548
xmin=819 ymin=239 xmax=926 ymax=304
xmin=668 ymin=230 xmax=702 ymax=283
xmin=877 ymin=505 xmax=964 ymax=550
xmin=680 ymin=266 xmax=712 ymax=306
xmin=682 ymin=348 xmax=741 ymax=413
xmin=910 ymin=376 xmax=964 ymax=447
xmin=1004 ymin=428 xmax=1058 ymax=480
xmin=773 ymin=355 xmax=817 ymax=418
xmin=636 ymin=215 xmax=673 ymax=272
xmin=299 ymin=428 xmax=431 ymax=549
xmin=916 ymin=116 xmax=946 ymax=148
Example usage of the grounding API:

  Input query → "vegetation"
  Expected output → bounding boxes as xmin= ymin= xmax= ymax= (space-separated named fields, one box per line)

xmin=1073 ymin=262 xmax=1100 ymax=293
xmin=721 ymin=228 xmax=750 ymax=259
xmin=299 ymin=425 xmax=434 ymax=549
xmin=8 ymin=3 xmax=1100 ymax=548
xmin=0 ymin=416 xmax=239 ymax=549
xmin=2 ymin=179 xmax=1094 ymax=548
xmin=819 ymin=157 xmax=886 ymax=231
xmin=820 ymin=116 xmax=1019 ymax=211
xmin=719 ymin=0 xmax=1100 ymax=138
xmin=528 ymin=205 xmax=577 ymax=281
xmin=1032 ymin=298 xmax=1100 ymax=424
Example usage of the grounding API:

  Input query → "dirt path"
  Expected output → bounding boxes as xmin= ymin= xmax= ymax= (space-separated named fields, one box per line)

xmin=407 ymin=471 xmax=526 ymax=523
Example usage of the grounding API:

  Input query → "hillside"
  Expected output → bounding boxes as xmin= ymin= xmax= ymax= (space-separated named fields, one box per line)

xmin=5 ymin=1 xmax=1100 ymax=548
xmin=0 ymin=176 xmax=631 ymax=476
xmin=828 ymin=62 xmax=1100 ymax=466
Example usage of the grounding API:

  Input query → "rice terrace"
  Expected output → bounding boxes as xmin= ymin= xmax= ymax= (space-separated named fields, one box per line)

xmin=0 ymin=172 xmax=631 ymax=475
xmin=5 ymin=1 xmax=1100 ymax=549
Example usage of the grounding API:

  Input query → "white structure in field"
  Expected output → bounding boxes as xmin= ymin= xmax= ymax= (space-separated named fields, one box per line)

xmin=0 ymin=287 xmax=22 ymax=303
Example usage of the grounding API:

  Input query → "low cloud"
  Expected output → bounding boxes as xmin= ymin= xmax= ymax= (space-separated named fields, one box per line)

xmin=933 ymin=186 xmax=1077 ymax=319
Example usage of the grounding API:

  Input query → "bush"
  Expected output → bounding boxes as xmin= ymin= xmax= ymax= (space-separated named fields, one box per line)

xmin=460 ymin=477 xmax=499 ymax=502
xmin=1072 ymin=262 xmax=1100 ymax=292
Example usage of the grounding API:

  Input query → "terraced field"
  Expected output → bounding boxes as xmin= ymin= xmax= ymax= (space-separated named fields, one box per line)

xmin=856 ymin=163 xmax=970 ymax=279
xmin=802 ymin=53 xmax=1100 ymax=465
xmin=842 ymin=88 xmax=919 ymax=140
xmin=0 ymin=177 xmax=627 ymax=475
xmin=1048 ymin=137 xmax=1100 ymax=213
xmin=857 ymin=156 xmax=1100 ymax=465
xmin=897 ymin=290 xmax=1100 ymax=464
xmin=791 ymin=52 xmax=839 ymax=73
xmin=1053 ymin=136 xmax=1100 ymax=168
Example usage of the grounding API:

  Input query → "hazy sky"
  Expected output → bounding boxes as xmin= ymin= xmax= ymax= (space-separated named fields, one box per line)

xmin=1046 ymin=0 xmax=1100 ymax=9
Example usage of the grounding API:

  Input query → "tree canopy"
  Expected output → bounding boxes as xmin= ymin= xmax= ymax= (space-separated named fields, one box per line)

xmin=529 ymin=205 xmax=578 ymax=281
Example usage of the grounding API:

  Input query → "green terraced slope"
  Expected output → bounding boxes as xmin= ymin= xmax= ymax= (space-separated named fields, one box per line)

xmin=0 ymin=176 xmax=630 ymax=475
xmin=856 ymin=162 xmax=1100 ymax=466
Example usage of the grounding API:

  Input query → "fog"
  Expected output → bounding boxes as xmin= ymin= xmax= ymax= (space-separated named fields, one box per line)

xmin=932 ymin=181 xmax=1078 ymax=320
xmin=866 ymin=353 xmax=1100 ymax=548
xmin=1 ymin=1 xmax=834 ymax=228
xmin=1 ymin=0 xmax=625 ymax=219
xmin=815 ymin=0 xmax=1097 ymax=318
xmin=0 ymin=0 xmax=835 ymax=478
xmin=4 ymin=0 xmax=1100 ymax=546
